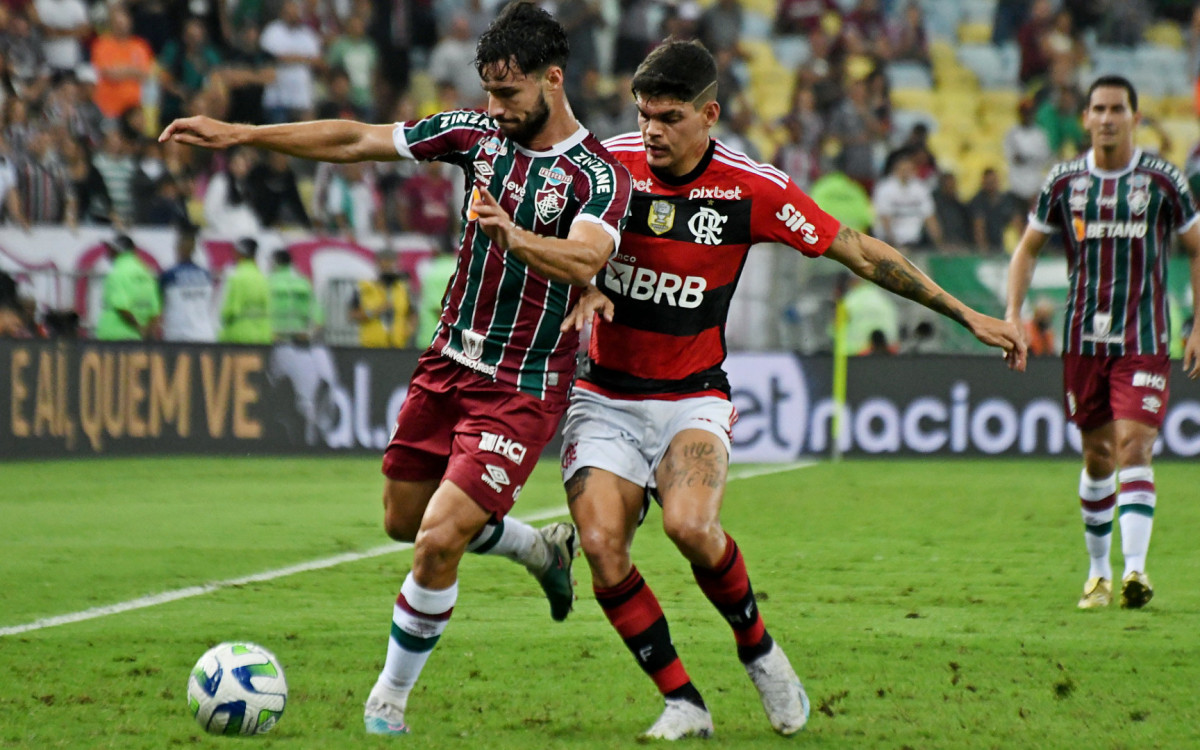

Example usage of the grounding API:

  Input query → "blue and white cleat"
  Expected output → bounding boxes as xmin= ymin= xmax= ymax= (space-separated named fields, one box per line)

xmin=364 ymin=694 xmax=410 ymax=736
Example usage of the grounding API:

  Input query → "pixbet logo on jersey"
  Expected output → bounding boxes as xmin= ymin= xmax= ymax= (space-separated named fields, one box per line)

xmin=603 ymin=260 xmax=707 ymax=308
xmin=479 ymin=431 xmax=527 ymax=464
xmin=688 ymin=185 xmax=743 ymax=200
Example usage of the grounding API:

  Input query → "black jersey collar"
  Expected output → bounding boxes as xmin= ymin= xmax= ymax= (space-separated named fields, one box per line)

xmin=650 ymin=139 xmax=716 ymax=187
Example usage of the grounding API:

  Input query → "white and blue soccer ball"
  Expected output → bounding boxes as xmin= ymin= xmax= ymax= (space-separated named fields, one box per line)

xmin=187 ymin=641 xmax=288 ymax=736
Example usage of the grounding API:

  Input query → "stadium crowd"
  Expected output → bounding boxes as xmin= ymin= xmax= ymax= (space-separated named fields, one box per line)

xmin=0 ymin=0 xmax=1197 ymax=346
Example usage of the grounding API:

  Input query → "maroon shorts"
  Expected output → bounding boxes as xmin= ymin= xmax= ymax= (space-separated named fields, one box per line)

xmin=1062 ymin=353 xmax=1171 ymax=430
xmin=382 ymin=352 xmax=565 ymax=517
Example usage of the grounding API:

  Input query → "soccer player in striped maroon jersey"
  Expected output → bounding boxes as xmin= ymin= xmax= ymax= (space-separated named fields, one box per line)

xmin=1006 ymin=75 xmax=1200 ymax=611
xmin=161 ymin=3 xmax=633 ymax=737
xmin=558 ymin=40 xmax=1024 ymax=740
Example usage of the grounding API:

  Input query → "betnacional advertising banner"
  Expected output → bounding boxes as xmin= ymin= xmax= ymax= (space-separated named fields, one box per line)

xmin=3 ymin=342 xmax=1199 ymax=460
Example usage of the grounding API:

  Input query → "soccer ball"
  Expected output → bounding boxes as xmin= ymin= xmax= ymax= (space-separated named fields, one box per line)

xmin=187 ymin=641 xmax=288 ymax=736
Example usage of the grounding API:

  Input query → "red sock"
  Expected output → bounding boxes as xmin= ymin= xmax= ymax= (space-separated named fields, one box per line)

xmin=692 ymin=533 xmax=772 ymax=662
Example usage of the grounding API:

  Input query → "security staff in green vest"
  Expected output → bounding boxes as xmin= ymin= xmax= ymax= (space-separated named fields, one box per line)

xmin=219 ymin=237 xmax=272 ymax=344
xmin=96 ymin=234 xmax=161 ymax=340
xmin=268 ymin=249 xmax=323 ymax=343
xmin=349 ymin=250 xmax=415 ymax=348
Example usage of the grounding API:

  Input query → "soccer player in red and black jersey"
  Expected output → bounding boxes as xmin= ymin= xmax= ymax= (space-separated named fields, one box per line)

xmin=1007 ymin=76 xmax=1200 ymax=611
xmin=558 ymin=40 xmax=1024 ymax=740
xmin=162 ymin=4 xmax=633 ymax=737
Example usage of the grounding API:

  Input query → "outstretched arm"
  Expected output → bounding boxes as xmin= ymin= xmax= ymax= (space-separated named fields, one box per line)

xmin=825 ymin=224 xmax=1027 ymax=369
xmin=159 ymin=115 xmax=401 ymax=163
xmin=1003 ymin=223 xmax=1051 ymax=328
xmin=1179 ymin=221 xmax=1200 ymax=379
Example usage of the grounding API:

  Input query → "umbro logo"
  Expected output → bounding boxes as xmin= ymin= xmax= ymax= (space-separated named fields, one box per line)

xmin=482 ymin=464 xmax=510 ymax=493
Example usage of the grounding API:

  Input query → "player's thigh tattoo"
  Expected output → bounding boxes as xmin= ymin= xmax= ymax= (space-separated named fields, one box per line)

xmin=660 ymin=440 xmax=724 ymax=491
xmin=565 ymin=467 xmax=592 ymax=507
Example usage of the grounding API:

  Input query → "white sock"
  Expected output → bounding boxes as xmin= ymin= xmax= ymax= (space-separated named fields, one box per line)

xmin=465 ymin=518 xmax=546 ymax=571
xmin=373 ymin=573 xmax=458 ymax=707
xmin=1079 ymin=469 xmax=1116 ymax=581
xmin=1117 ymin=466 xmax=1156 ymax=576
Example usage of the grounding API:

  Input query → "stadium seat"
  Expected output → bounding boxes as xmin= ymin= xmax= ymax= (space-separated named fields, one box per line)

xmin=742 ymin=11 xmax=773 ymax=41
xmin=891 ymin=87 xmax=937 ymax=113
xmin=886 ymin=62 xmax=934 ymax=90
xmin=771 ymin=36 xmax=811 ymax=70
xmin=1144 ymin=22 xmax=1184 ymax=49
xmin=957 ymin=21 xmax=992 ymax=44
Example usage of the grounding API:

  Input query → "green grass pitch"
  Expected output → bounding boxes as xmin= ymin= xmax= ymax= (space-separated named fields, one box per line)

xmin=2 ymin=457 xmax=1199 ymax=749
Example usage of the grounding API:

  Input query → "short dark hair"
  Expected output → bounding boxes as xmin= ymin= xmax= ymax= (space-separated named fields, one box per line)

xmin=273 ymin=249 xmax=292 ymax=267
xmin=1086 ymin=75 xmax=1138 ymax=113
xmin=475 ymin=2 xmax=569 ymax=78
xmin=631 ymin=40 xmax=717 ymax=103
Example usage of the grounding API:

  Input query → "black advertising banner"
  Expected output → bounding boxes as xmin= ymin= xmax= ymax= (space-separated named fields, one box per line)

xmin=4 ymin=343 xmax=1199 ymax=460
xmin=2 ymin=341 xmax=421 ymax=459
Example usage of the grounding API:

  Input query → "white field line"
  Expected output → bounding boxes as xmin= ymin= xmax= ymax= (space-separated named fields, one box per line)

xmin=1 ymin=462 xmax=817 ymax=637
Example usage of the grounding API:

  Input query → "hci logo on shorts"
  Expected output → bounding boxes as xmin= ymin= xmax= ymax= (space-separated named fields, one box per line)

xmin=480 ymin=431 xmax=527 ymax=464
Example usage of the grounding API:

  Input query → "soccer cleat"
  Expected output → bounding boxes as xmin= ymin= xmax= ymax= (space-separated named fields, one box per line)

xmin=745 ymin=643 xmax=810 ymax=735
xmin=532 ymin=522 xmax=578 ymax=622
xmin=1120 ymin=571 xmax=1154 ymax=609
xmin=641 ymin=698 xmax=714 ymax=740
xmin=364 ymin=694 xmax=410 ymax=736
xmin=1077 ymin=577 xmax=1112 ymax=609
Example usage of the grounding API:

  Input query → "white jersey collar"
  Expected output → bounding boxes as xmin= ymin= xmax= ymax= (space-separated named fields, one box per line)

xmin=514 ymin=123 xmax=589 ymax=157
xmin=1086 ymin=148 xmax=1142 ymax=178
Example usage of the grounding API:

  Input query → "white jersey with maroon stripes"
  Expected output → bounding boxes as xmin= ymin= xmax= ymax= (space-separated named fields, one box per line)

xmin=393 ymin=110 xmax=632 ymax=401
xmin=1029 ymin=148 xmax=1199 ymax=356
xmin=582 ymin=134 xmax=841 ymax=399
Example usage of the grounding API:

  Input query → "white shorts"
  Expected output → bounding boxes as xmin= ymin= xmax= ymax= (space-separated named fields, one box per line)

xmin=560 ymin=388 xmax=735 ymax=490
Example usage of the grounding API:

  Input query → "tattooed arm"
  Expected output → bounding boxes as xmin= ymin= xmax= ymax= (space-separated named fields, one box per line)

xmin=825 ymin=224 xmax=1028 ymax=370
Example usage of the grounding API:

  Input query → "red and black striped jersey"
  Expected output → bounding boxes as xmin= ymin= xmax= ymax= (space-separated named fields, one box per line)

xmin=393 ymin=111 xmax=631 ymax=401
xmin=581 ymin=134 xmax=840 ymax=400
xmin=1029 ymin=148 xmax=1199 ymax=356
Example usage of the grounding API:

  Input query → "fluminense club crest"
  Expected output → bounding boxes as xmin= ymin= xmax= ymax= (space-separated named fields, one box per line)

xmin=1126 ymin=173 xmax=1150 ymax=215
xmin=534 ymin=184 xmax=567 ymax=224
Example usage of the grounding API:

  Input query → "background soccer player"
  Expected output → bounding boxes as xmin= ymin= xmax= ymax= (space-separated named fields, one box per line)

xmin=559 ymin=40 xmax=1025 ymax=740
xmin=1006 ymin=75 xmax=1200 ymax=611
xmin=160 ymin=3 xmax=632 ymax=736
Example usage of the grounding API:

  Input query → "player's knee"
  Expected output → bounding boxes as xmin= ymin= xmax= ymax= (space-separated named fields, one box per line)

xmin=662 ymin=514 xmax=720 ymax=558
xmin=578 ymin=523 xmax=626 ymax=568
xmin=412 ymin=524 xmax=468 ymax=574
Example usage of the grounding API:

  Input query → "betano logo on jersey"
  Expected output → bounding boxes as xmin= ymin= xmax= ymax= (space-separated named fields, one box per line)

xmin=1072 ymin=218 xmax=1148 ymax=241
xmin=775 ymin=203 xmax=820 ymax=244
xmin=603 ymin=259 xmax=707 ymax=308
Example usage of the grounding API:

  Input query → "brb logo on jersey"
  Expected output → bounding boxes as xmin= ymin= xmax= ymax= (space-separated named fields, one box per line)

xmin=688 ymin=206 xmax=727 ymax=245
xmin=604 ymin=259 xmax=707 ymax=308
xmin=775 ymin=203 xmax=820 ymax=245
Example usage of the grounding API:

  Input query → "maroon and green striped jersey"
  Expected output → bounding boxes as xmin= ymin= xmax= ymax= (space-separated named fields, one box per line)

xmin=392 ymin=111 xmax=632 ymax=401
xmin=1029 ymin=148 xmax=1199 ymax=356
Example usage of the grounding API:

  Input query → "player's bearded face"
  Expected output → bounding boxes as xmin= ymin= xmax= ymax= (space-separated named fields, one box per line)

xmin=500 ymin=89 xmax=551 ymax=144
xmin=483 ymin=66 xmax=552 ymax=145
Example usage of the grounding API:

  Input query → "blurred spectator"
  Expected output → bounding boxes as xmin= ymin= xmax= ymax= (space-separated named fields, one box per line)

xmin=872 ymin=151 xmax=940 ymax=249
xmin=34 ymin=0 xmax=88 ymax=77
xmin=158 ymin=224 xmax=216 ymax=342
xmin=350 ymin=249 xmax=415 ymax=348
xmin=1186 ymin=137 xmax=1200 ymax=197
xmin=128 ymin=0 xmax=184 ymax=54
xmin=130 ymin=138 xmax=165 ymax=211
xmin=827 ymin=77 xmax=886 ymax=190
xmin=773 ymin=113 xmax=819 ymax=191
xmin=15 ymin=128 xmax=71 ymax=224
xmin=1096 ymin=0 xmax=1148 ymax=47
xmin=315 ymin=66 xmax=368 ymax=120
xmin=427 ymin=14 xmax=481 ymax=108
xmin=661 ymin=2 xmax=701 ymax=41
xmin=393 ymin=160 xmax=454 ymax=251
xmin=324 ymin=11 xmax=377 ymax=116
xmin=1003 ymin=98 xmax=1053 ymax=206
xmin=43 ymin=70 xmax=104 ymax=147
xmin=3 ymin=9 xmax=50 ymax=103
xmin=1025 ymin=297 xmax=1056 ymax=356
xmin=62 ymin=137 xmax=114 ymax=227
xmin=810 ymin=166 xmax=873 ymax=232
xmin=992 ymin=0 xmax=1032 ymax=45
xmin=3 ymin=92 xmax=36 ymax=153
xmin=414 ymin=243 xmax=454 ymax=345
xmin=1044 ymin=9 xmax=1086 ymax=71
xmin=716 ymin=103 xmax=761 ymax=161
xmin=1035 ymin=84 xmax=1086 ymax=157
xmin=713 ymin=46 xmax=747 ymax=115
xmin=840 ymin=274 xmax=899 ymax=356
xmin=785 ymin=85 xmax=824 ymax=152
xmin=586 ymin=82 xmax=638 ymax=142
xmin=1188 ymin=6 xmax=1200 ymax=85
xmin=260 ymin=0 xmax=322 ymax=123
xmin=1017 ymin=0 xmax=1054 ymax=87
xmin=96 ymin=233 xmax=160 ymax=341
xmin=886 ymin=123 xmax=939 ymax=189
xmin=139 ymin=176 xmax=190 ymax=226
xmin=699 ymin=0 xmax=744 ymax=57
xmin=932 ymin=172 xmax=971 ymax=250
xmin=203 ymin=146 xmax=262 ymax=238
xmin=318 ymin=160 xmax=380 ymax=240
xmin=845 ymin=0 xmax=887 ymax=43
xmin=157 ymin=17 xmax=223 ymax=125
xmin=891 ymin=2 xmax=930 ymax=68
xmin=613 ymin=0 xmax=657 ymax=76
xmin=248 ymin=151 xmax=311 ymax=229
xmin=268 ymin=248 xmax=321 ymax=343
xmin=0 ymin=138 xmax=28 ymax=230
xmin=219 ymin=236 xmax=271 ymax=344
xmin=774 ymin=0 xmax=839 ymax=36
xmin=217 ymin=23 xmax=276 ymax=126
xmin=968 ymin=168 xmax=1018 ymax=253
xmin=557 ymin=0 xmax=603 ymax=106
xmin=92 ymin=127 xmax=136 ymax=226
xmin=90 ymin=5 xmax=154 ymax=120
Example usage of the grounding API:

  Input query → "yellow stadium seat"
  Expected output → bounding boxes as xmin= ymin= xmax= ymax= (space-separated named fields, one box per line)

xmin=957 ymin=21 xmax=992 ymax=44
xmin=1144 ymin=22 xmax=1184 ymax=49
xmin=891 ymin=88 xmax=937 ymax=113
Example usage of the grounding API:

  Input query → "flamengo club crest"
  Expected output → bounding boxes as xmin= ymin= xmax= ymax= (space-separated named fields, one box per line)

xmin=1126 ymin=173 xmax=1150 ymax=215
xmin=648 ymin=200 xmax=675 ymax=235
